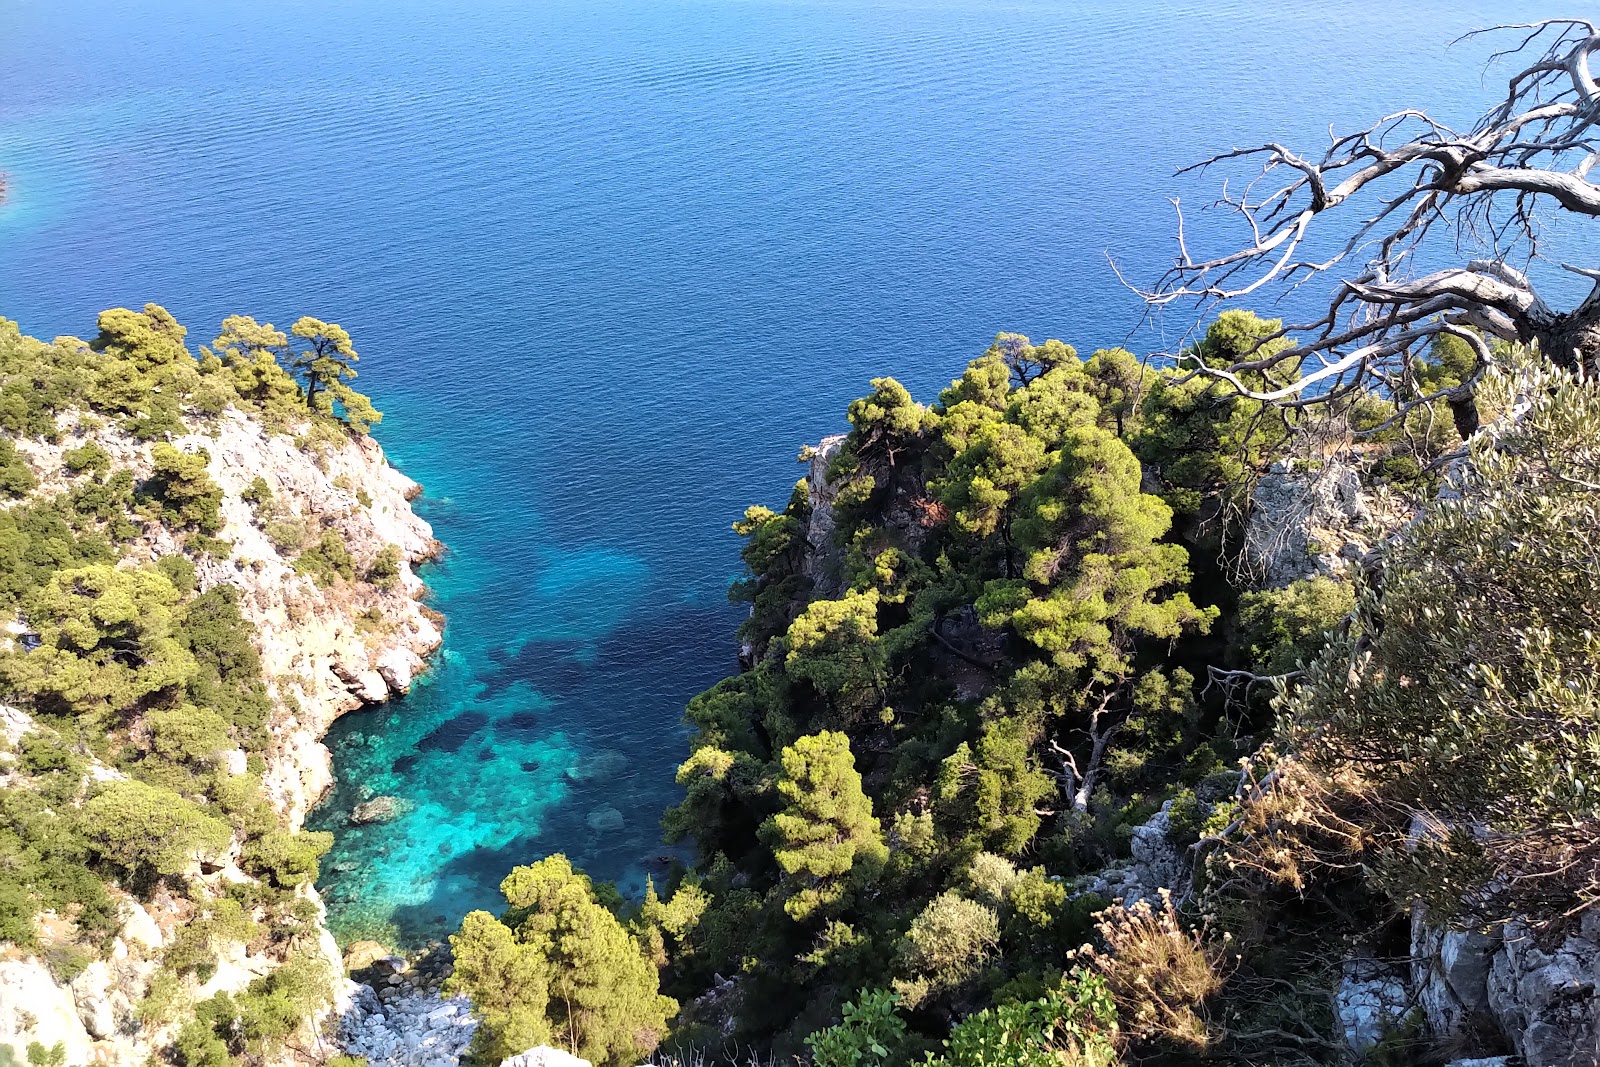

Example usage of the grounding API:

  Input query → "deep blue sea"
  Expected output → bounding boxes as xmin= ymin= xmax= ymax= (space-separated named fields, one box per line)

xmin=0 ymin=0 xmax=1569 ymax=945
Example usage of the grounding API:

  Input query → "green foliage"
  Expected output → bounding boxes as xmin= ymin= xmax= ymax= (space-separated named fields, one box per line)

xmin=926 ymin=972 xmax=1120 ymax=1066
xmin=986 ymin=425 xmax=1215 ymax=680
xmin=162 ymin=898 xmax=258 ymax=978
xmin=0 ymin=438 xmax=37 ymax=499
xmin=0 ymin=495 xmax=117 ymax=610
xmin=176 ymin=952 xmax=334 ymax=1062
xmin=142 ymin=445 xmax=224 ymax=533
xmin=893 ymin=891 xmax=1000 ymax=1007
xmin=24 ymin=1044 xmax=65 ymax=1067
xmin=1236 ymin=575 xmax=1354 ymax=675
xmin=80 ymin=779 xmax=232 ymax=879
xmin=448 ymin=855 xmax=677 ymax=1066
xmin=805 ymin=989 xmax=907 ymax=1067
xmin=764 ymin=732 xmax=887 ymax=921
xmin=785 ymin=590 xmax=885 ymax=710
xmin=367 ymin=544 xmax=403 ymax=587
xmin=294 ymin=529 xmax=356 ymax=586
xmin=3 ymin=564 xmax=195 ymax=721
xmin=1285 ymin=367 xmax=1600 ymax=924
xmin=62 ymin=442 xmax=110 ymax=477
xmin=1133 ymin=310 xmax=1294 ymax=514
xmin=287 ymin=318 xmax=382 ymax=433
xmin=0 ymin=781 xmax=112 ymax=948
xmin=936 ymin=717 xmax=1054 ymax=857
xmin=241 ymin=830 xmax=333 ymax=889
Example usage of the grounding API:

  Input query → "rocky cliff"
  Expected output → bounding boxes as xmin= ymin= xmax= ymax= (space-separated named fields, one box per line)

xmin=0 ymin=406 xmax=441 ymax=1066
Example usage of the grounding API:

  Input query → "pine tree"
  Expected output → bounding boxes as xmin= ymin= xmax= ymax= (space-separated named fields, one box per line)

xmin=447 ymin=855 xmax=677 ymax=1067
xmin=764 ymin=731 xmax=888 ymax=921
xmin=287 ymin=317 xmax=382 ymax=432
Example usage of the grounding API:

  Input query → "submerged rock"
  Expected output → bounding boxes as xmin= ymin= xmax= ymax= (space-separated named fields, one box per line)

xmin=345 ymin=939 xmax=395 ymax=972
xmin=586 ymin=805 xmax=625 ymax=833
xmin=565 ymin=748 xmax=629 ymax=782
xmin=352 ymin=795 xmax=410 ymax=824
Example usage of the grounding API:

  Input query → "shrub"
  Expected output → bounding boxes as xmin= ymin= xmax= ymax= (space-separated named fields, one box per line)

xmin=264 ymin=519 xmax=304 ymax=552
xmin=1083 ymin=892 xmax=1221 ymax=1051
xmin=294 ymin=529 xmax=355 ymax=586
xmin=143 ymin=445 xmax=224 ymax=532
xmin=242 ymin=830 xmax=333 ymax=889
xmin=805 ymin=989 xmax=906 ymax=1067
xmin=241 ymin=476 xmax=272 ymax=506
xmin=1282 ymin=367 xmax=1600 ymax=926
xmin=367 ymin=544 xmax=402 ymax=587
xmin=62 ymin=443 xmax=110 ymax=476
xmin=929 ymin=972 xmax=1121 ymax=1067
xmin=80 ymin=779 xmax=232 ymax=880
xmin=894 ymin=892 xmax=1000 ymax=1007
xmin=1235 ymin=576 xmax=1355 ymax=676
xmin=0 ymin=438 xmax=37 ymax=499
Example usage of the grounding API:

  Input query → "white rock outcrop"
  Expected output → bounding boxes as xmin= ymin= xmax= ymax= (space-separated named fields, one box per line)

xmin=3 ymin=406 xmax=442 ymax=1067
xmin=802 ymin=434 xmax=847 ymax=599
xmin=499 ymin=1047 xmax=592 ymax=1067
xmin=1243 ymin=458 xmax=1391 ymax=588
xmin=1415 ymin=911 xmax=1600 ymax=1066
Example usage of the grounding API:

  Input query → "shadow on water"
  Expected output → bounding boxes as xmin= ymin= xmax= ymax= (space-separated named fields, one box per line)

xmin=311 ymin=583 xmax=738 ymax=947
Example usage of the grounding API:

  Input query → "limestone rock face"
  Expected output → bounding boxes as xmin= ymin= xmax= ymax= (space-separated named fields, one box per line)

xmin=0 ymin=961 xmax=95 ymax=1067
xmin=1243 ymin=459 xmax=1397 ymax=588
xmin=1415 ymin=913 xmax=1600 ymax=1066
xmin=5 ymin=406 xmax=443 ymax=1067
xmin=802 ymin=434 xmax=848 ymax=600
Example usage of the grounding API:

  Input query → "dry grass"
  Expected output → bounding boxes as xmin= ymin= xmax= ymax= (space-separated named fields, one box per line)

xmin=1081 ymin=889 xmax=1225 ymax=1052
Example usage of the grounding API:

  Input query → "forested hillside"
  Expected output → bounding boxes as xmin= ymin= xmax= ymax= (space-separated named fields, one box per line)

xmin=441 ymin=19 xmax=1600 ymax=1067
xmin=0 ymin=307 xmax=440 ymax=1067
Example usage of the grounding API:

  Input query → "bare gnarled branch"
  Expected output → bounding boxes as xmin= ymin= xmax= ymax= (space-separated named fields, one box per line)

xmin=1139 ymin=20 xmax=1600 ymax=408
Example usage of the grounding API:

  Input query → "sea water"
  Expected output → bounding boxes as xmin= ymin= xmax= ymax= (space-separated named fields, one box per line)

xmin=0 ymin=0 xmax=1561 ymax=945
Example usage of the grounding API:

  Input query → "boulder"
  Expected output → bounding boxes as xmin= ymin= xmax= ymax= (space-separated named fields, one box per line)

xmin=351 ymin=795 xmax=408 ymax=824
xmin=344 ymin=939 xmax=393 ymax=972
xmin=120 ymin=898 xmax=164 ymax=951
xmin=69 ymin=961 xmax=116 ymax=1040
xmin=585 ymin=806 xmax=625 ymax=833
xmin=0 ymin=960 xmax=94 ymax=1067
xmin=376 ymin=647 xmax=417 ymax=693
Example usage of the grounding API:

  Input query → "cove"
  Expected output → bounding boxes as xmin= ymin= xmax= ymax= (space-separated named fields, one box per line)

xmin=0 ymin=0 xmax=1558 ymax=947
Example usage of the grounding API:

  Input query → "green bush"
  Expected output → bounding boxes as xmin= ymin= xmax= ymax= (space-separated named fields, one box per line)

xmin=367 ymin=544 xmax=402 ymax=587
xmin=62 ymin=443 xmax=110 ymax=476
xmin=1236 ymin=575 xmax=1355 ymax=676
xmin=294 ymin=529 xmax=355 ymax=586
xmin=80 ymin=779 xmax=232 ymax=880
xmin=242 ymin=830 xmax=333 ymax=889
xmin=0 ymin=438 xmax=37 ymax=498
xmin=805 ymin=989 xmax=906 ymax=1067
xmin=143 ymin=444 xmax=224 ymax=533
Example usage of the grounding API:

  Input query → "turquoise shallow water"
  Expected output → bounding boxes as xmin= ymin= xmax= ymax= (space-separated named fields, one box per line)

xmin=0 ymin=0 xmax=1568 ymax=945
